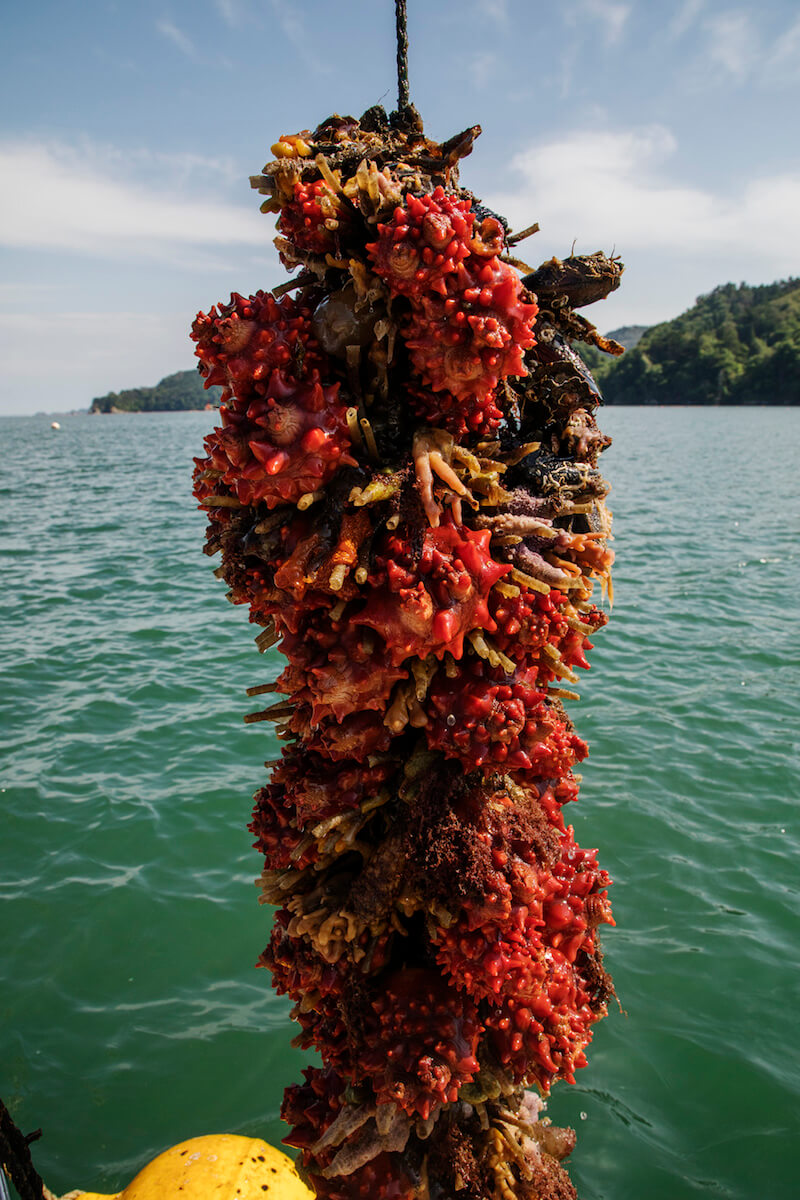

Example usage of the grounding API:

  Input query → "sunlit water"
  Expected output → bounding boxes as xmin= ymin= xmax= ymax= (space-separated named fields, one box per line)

xmin=1 ymin=408 xmax=798 ymax=1199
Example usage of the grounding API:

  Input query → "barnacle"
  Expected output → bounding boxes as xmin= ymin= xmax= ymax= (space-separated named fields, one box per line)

xmin=428 ymin=811 xmax=614 ymax=1093
xmin=196 ymin=101 xmax=621 ymax=1200
xmin=290 ymin=708 xmax=396 ymax=763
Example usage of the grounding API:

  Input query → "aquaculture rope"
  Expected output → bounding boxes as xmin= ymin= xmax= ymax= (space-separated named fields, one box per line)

xmin=395 ymin=0 xmax=410 ymax=110
xmin=194 ymin=14 xmax=625 ymax=1196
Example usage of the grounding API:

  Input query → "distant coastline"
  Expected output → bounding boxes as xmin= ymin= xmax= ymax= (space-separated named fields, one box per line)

xmin=89 ymin=370 xmax=221 ymax=413
xmin=87 ymin=277 xmax=800 ymax=412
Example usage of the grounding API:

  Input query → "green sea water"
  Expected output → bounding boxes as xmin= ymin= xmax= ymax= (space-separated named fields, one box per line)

xmin=1 ymin=408 xmax=798 ymax=1199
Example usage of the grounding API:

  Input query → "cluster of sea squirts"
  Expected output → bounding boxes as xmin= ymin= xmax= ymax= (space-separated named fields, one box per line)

xmin=192 ymin=105 xmax=623 ymax=1200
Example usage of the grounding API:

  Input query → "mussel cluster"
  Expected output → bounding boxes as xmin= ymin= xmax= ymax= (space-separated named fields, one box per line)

xmin=193 ymin=105 xmax=622 ymax=1200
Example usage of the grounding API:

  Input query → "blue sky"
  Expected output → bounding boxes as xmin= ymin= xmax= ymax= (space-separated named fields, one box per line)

xmin=2 ymin=0 xmax=799 ymax=414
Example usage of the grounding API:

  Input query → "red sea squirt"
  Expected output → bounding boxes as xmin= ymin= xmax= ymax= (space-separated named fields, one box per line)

xmin=424 ymin=659 xmax=588 ymax=776
xmin=368 ymin=186 xmax=538 ymax=435
xmin=359 ymin=969 xmax=483 ymax=1120
xmin=354 ymin=521 xmax=509 ymax=666
xmin=366 ymin=188 xmax=475 ymax=299
xmin=402 ymin=257 xmax=538 ymax=404
xmin=192 ymin=292 xmax=355 ymax=509
xmin=195 ymin=106 xmax=620 ymax=1200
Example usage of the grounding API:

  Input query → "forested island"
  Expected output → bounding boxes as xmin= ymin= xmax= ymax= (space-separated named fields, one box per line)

xmin=587 ymin=278 xmax=800 ymax=404
xmin=89 ymin=279 xmax=799 ymax=411
xmin=90 ymin=370 xmax=220 ymax=413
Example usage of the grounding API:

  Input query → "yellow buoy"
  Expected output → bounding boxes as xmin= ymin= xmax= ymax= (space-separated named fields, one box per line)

xmin=75 ymin=1134 xmax=312 ymax=1200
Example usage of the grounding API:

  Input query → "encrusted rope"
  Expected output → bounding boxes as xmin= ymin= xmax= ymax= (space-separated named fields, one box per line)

xmin=395 ymin=0 xmax=410 ymax=110
xmin=0 ymin=1098 xmax=47 ymax=1200
xmin=0 ymin=1099 xmax=82 ymax=1200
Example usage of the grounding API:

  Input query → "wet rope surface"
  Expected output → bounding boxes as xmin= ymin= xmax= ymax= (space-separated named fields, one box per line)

xmin=0 ymin=1097 xmax=48 ymax=1200
xmin=395 ymin=0 xmax=410 ymax=110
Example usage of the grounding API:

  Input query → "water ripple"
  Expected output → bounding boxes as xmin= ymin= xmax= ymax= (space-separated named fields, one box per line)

xmin=1 ymin=409 xmax=799 ymax=1199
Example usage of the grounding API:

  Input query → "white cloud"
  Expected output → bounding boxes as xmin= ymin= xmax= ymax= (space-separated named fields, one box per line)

xmin=563 ymin=0 xmax=631 ymax=45
xmin=704 ymin=11 xmax=757 ymax=80
xmin=489 ymin=124 xmax=800 ymax=264
xmin=695 ymin=8 xmax=800 ymax=86
xmin=643 ymin=4 xmax=800 ymax=93
xmin=477 ymin=0 xmax=509 ymax=24
xmin=156 ymin=17 xmax=201 ymax=60
xmin=584 ymin=0 xmax=630 ymax=44
xmin=557 ymin=0 xmax=629 ymax=91
xmin=268 ymin=0 xmax=327 ymax=72
xmin=0 ymin=141 xmax=268 ymax=262
xmin=485 ymin=123 xmax=800 ymax=326
xmin=765 ymin=15 xmax=800 ymax=83
xmin=214 ymin=0 xmax=245 ymax=26
xmin=669 ymin=0 xmax=706 ymax=39
xmin=0 ymin=312 xmax=176 ymax=377
xmin=468 ymin=52 xmax=498 ymax=88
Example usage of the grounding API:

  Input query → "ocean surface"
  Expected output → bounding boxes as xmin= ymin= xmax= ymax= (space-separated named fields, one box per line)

xmin=1 ymin=407 xmax=798 ymax=1200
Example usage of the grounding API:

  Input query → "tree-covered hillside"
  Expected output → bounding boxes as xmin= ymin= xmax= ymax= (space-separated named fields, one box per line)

xmin=587 ymin=279 xmax=800 ymax=405
xmin=602 ymin=325 xmax=648 ymax=351
xmin=90 ymin=370 xmax=221 ymax=413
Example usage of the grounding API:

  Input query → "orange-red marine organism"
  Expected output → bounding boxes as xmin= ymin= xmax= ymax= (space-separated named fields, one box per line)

xmin=194 ymin=104 xmax=623 ymax=1200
